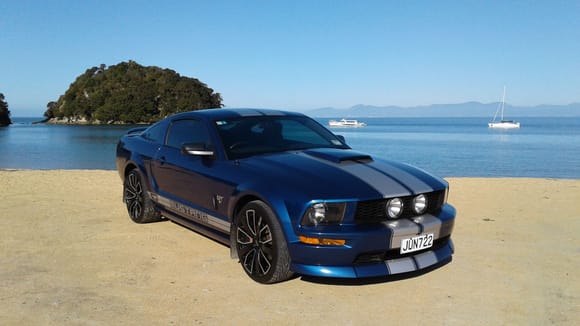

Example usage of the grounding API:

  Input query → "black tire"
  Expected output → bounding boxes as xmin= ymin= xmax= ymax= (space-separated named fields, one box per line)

xmin=235 ymin=201 xmax=293 ymax=284
xmin=124 ymin=169 xmax=162 ymax=224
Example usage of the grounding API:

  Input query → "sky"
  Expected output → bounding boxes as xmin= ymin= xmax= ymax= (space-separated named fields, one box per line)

xmin=1 ymin=0 xmax=579 ymax=117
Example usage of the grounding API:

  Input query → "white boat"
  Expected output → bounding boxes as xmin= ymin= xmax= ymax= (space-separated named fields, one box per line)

xmin=328 ymin=119 xmax=367 ymax=128
xmin=488 ymin=86 xmax=520 ymax=129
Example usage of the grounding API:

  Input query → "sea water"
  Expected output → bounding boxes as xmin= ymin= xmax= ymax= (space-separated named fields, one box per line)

xmin=0 ymin=118 xmax=133 ymax=170
xmin=1 ymin=116 xmax=579 ymax=179
xmin=323 ymin=117 xmax=580 ymax=179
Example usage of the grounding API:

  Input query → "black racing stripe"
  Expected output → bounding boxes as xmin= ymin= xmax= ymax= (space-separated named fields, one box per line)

xmin=388 ymin=160 xmax=445 ymax=190
xmin=411 ymin=256 xmax=420 ymax=270
xmin=251 ymin=109 xmax=268 ymax=116
xmin=365 ymin=163 xmax=414 ymax=194
xmin=387 ymin=228 xmax=394 ymax=256
xmin=411 ymin=219 xmax=424 ymax=234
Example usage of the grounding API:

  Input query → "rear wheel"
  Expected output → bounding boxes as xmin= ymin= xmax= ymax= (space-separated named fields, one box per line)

xmin=235 ymin=201 xmax=293 ymax=284
xmin=124 ymin=169 xmax=162 ymax=223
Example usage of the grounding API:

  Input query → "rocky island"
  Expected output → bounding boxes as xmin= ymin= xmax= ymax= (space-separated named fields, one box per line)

xmin=0 ymin=93 xmax=11 ymax=126
xmin=43 ymin=61 xmax=223 ymax=124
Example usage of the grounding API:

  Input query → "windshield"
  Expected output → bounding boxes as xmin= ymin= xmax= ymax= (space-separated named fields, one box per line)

xmin=215 ymin=116 xmax=349 ymax=159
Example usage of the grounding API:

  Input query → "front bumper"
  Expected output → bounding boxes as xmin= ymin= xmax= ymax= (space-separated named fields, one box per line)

xmin=291 ymin=238 xmax=454 ymax=278
xmin=288 ymin=204 xmax=455 ymax=278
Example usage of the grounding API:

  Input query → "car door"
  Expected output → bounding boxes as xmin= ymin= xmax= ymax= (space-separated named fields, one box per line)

xmin=133 ymin=120 xmax=168 ymax=189
xmin=151 ymin=118 xmax=234 ymax=226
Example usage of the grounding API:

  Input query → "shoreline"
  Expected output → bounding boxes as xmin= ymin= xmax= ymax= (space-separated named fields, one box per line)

xmin=44 ymin=118 xmax=148 ymax=125
xmin=2 ymin=168 xmax=579 ymax=180
xmin=1 ymin=170 xmax=578 ymax=324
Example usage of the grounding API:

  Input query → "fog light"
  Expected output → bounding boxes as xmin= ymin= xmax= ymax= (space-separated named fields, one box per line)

xmin=412 ymin=194 xmax=428 ymax=214
xmin=386 ymin=198 xmax=404 ymax=219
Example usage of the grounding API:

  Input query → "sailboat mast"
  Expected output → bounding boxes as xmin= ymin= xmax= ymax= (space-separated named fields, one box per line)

xmin=500 ymin=86 xmax=506 ymax=121
xmin=488 ymin=85 xmax=519 ymax=128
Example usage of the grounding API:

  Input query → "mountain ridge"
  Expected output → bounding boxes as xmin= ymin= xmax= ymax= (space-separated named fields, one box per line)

xmin=306 ymin=102 xmax=580 ymax=118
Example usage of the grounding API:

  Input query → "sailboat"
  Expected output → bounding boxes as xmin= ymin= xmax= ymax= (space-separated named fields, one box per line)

xmin=488 ymin=86 xmax=520 ymax=129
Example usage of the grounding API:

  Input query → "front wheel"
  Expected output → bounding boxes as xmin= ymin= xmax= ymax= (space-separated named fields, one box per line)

xmin=235 ymin=201 xmax=293 ymax=284
xmin=123 ymin=169 xmax=162 ymax=223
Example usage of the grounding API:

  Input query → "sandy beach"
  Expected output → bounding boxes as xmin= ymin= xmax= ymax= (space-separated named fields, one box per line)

xmin=0 ymin=170 xmax=578 ymax=325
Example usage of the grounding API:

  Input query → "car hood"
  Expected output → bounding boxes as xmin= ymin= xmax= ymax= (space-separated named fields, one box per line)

xmin=236 ymin=148 xmax=447 ymax=201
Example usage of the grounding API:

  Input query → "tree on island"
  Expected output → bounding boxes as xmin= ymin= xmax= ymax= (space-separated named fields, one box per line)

xmin=0 ymin=93 xmax=12 ymax=126
xmin=44 ymin=61 xmax=223 ymax=124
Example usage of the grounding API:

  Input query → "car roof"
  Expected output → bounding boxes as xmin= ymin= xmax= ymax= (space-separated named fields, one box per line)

xmin=168 ymin=108 xmax=307 ymax=121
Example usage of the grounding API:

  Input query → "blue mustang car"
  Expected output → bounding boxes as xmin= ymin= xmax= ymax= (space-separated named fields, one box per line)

xmin=116 ymin=108 xmax=455 ymax=283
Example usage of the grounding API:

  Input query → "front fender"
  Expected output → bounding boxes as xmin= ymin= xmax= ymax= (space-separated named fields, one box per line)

xmin=228 ymin=186 xmax=299 ymax=259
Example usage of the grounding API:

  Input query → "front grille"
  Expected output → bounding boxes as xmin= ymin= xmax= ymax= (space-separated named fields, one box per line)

xmin=354 ymin=190 xmax=445 ymax=223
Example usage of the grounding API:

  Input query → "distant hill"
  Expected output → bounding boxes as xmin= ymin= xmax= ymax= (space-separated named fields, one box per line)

xmin=44 ymin=61 xmax=223 ymax=124
xmin=307 ymin=102 xmax=580 ymax=118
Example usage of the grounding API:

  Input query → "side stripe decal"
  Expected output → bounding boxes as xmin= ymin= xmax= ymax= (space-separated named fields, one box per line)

xmin=149 ymin=192 xmax=231 ymax=233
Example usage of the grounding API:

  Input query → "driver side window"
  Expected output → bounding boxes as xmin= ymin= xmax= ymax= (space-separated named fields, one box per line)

xmin=166 ymin=119 xmax=210 ymax=149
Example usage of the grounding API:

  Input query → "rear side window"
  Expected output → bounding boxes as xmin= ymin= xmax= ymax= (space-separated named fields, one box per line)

xmin=141 ymin=122 xmax=167 ymax=143
xmin=166 ymin=119 xmax=211 ymax=149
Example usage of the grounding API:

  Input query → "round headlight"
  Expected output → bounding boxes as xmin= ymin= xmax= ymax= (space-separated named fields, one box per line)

xmin=308 ymin=203 xmax=326 ymax=225
xmin=302 ymin=202 xmax=346 ymax=226
xmin=386 ymin=198 xmax=404 ymax=219
xmin=412 ymin=194 xmax=428 ymax=214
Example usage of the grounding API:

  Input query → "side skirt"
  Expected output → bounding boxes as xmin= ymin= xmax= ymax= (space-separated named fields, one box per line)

xmin=160 ymin=208 xmax=230 ymax=246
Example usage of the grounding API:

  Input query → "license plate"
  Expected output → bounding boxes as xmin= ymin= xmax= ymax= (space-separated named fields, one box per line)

xmin=400 ymin=233 xmax=434 ymax=254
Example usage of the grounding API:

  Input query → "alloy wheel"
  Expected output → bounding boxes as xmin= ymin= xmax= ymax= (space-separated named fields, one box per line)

xmin=125 ymin=171 xmax=143 ymax=220
xmin=236 ymin=209 xmax=274 ymax=277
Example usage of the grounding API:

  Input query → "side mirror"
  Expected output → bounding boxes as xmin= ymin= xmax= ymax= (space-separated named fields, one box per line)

xmin=336 ymin=135 xmax=346 ymax=144
xmin=181 ymin=143 xmax=214 ymax=157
